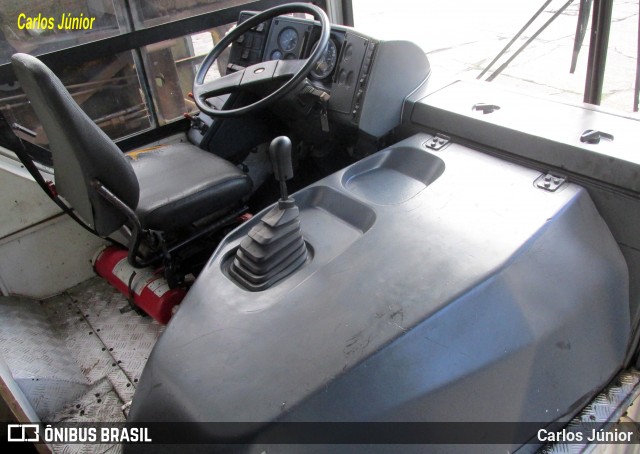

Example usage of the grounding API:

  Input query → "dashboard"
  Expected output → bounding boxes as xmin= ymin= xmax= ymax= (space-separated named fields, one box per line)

xmin=227 ymin=13 xmax=378 ymax=126
xmin=264 ymin=18 xmax=341 ymax=81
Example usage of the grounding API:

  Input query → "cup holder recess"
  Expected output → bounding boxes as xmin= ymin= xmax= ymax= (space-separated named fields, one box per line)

xmin=342 ymin=147 xmax=445 ymax=205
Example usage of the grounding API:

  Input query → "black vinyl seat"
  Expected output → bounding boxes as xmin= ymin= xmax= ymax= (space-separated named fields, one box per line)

xmin=11 ymin=53 xmax=252 ymax=268
xmin=127 ymin=143 xmax=251 ymax=231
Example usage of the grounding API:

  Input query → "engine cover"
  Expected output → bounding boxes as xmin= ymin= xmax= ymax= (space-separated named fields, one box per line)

xmin=128 ymin=134 xmax=629 ymax=450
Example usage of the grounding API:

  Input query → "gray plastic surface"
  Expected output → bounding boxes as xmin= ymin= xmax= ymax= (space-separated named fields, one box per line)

xmin=129 ymin=134 xmax=629 ymax=449
xmin=359 ymin=41 xmax=430 ymax=138
xmin=409 ymin=80 xmax=640 ymax=192
xmin=342 ymin=146 xmax=444 ymax=205
xmin=406 ymin=80 xmax=640 ymax=346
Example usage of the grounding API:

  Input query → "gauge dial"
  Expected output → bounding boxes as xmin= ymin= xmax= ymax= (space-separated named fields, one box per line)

xmin=271 ymin=49 xmax=283 ymax=60
xmin=278 ymin=27 xmax=299 ymax=52
xmin=310 ymin=39 xmax=338 ymax=80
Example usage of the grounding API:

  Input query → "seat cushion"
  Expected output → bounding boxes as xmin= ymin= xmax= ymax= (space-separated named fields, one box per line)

xmin=128 ymin=143 xmax=252 ymax=231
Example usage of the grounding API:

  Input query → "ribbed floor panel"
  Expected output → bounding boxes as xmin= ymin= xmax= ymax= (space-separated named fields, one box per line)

xmin=0 ymin=276 xmax=164 ymax=454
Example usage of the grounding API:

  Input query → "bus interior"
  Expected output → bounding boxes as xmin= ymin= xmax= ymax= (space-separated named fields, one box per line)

xmin=1 ymin=1 xmax=640 ymax=452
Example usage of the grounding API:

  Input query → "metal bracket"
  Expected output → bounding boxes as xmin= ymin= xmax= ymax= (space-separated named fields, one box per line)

xmin=472 ymin=103 xmax=501 ymax=114
xmin=424 ymin=133 xmax=450 ymax=151
xmin=580 ymin=129 xmax=614 ymax=144
xmin=535 ymin=173 xmax=566 ymax=192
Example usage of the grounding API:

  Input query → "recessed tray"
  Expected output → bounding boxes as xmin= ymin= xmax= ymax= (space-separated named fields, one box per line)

xmin=342 ymin=147 xmax=445 ymax=205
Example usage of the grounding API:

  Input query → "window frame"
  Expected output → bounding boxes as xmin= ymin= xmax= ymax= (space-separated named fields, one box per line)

xmin=0 ymin=0 xmax=328 ymax=153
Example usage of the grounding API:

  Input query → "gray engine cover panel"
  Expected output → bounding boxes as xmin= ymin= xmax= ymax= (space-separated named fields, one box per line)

xmin=129 ymin=134 xmax=629 ymax=446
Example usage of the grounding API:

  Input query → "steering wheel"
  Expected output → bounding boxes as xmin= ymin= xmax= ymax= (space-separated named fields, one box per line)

xmin=193 ymin=3 xmax=330 ymax=118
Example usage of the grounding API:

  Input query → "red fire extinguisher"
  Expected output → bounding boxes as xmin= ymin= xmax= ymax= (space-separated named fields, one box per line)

xmin=93 ymin=246 xmax=186 ymax=324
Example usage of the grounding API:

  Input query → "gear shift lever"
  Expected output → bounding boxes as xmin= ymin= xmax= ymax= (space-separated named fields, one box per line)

xmin=228 ymin=136 xmax=309 ymax=291
xmin=270 ymin=136 xmax=293 ymax=203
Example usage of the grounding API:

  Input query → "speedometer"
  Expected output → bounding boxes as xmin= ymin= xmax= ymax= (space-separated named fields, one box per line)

xmin=278 ymin=28 xmax=299 ymax=52
xmin=310 ymin=39 xmax=338 ymax=80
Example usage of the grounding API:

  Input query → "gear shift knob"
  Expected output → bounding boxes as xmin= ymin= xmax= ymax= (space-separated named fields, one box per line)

xmin=269 ymin=136 xmax=294 ymax=202
xmin=269 ymin=136 xmax=293 ymax=182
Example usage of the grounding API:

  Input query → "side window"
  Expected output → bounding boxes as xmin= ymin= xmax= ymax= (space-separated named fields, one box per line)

xmin=0 ymin=0 xmax=251 ymax=150
xmin=0 ymin=0 xmax=142 ymax=146
xmin=1 ymin=52 xmax=151 ymax=147
xmin=352 ymin=0 xmax=638 ymax=114
xmin=141 ymin=25 xmax=233 ymax=125
xmin=0 ymin=1 xmax=129 ymax=65
xmin=129 ymin=0 xmax=253 ymax=27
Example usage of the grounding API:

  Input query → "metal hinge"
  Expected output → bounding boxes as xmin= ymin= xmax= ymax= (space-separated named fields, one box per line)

xmin=535 ymin=173 xmax=566 ymax=192
xmin=424 ymin=133 xmax=450 ymax=151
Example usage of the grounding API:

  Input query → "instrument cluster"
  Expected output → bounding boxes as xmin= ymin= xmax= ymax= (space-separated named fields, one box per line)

xmin=228 ymin=11 xmax=377 ymax=125
xmin=263 ymin=17 xmax=343 ymax=82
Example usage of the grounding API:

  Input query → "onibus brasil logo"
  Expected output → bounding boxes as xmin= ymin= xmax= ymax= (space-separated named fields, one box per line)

xmin=7 ymin=424 xmax=152 ymax=443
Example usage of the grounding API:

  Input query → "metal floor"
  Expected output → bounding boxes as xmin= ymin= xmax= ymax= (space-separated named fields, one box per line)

xmin=0 ymin=276 xmax=165 ymax=454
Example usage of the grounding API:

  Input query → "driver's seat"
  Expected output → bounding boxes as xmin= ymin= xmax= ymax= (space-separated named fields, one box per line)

xmin=11 ymin=53 xmax=252 ymax=269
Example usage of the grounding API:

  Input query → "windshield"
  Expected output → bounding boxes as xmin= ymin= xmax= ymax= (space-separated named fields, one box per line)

xmin=353 ymin=0 xmax=638 ymax=114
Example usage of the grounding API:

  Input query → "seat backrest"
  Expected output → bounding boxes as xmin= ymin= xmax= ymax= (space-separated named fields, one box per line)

xmin=11 ymin=53 xmax=140 ymax=236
